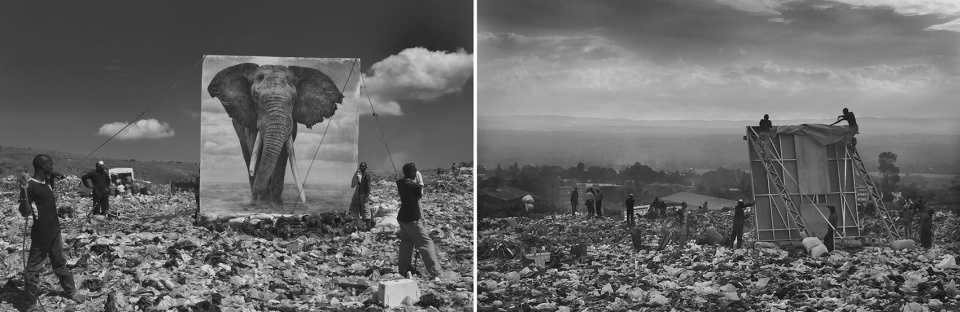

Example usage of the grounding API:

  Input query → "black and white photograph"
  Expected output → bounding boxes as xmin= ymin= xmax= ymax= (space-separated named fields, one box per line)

xmin=477 ymin=0 xmax=960 ymax=310
xmin=0 ymin=1 xmax=474 ymax=311
xmin=201 ymin=55 xmax=361 ymax=215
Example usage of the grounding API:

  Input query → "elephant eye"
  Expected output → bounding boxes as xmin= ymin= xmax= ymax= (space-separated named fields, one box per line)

xmin=256 ymin=74 xmax=265 ymax=81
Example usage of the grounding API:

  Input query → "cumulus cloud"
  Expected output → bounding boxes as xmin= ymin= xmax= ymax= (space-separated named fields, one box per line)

xmin=360 ymin=47 xmax=473 ymax=116
xmin=97 ymin=119 xmax=175 ymax=140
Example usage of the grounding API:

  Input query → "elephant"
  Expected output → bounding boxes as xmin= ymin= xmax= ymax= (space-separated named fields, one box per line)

xmin=207 ymin=63 xmax=344 ymax=205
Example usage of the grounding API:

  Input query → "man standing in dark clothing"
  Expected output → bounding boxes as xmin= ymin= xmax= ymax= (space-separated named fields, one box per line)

xmin=650 ymin=197 xmax=660 ymax=218
xmin=595 ymin=188 xmax=604 ymax=218
xmin=625 ymin=194 xmax=636 ymax=227
xmin=831 ymin=108 xmax=858 ymax=147
xmin=919 ymin=205 xmax=934 ymax=248
xmin=570 ymin=187 xmax=579 ymax=216
xmin=824 ymin=206 xmax=839 ymax=252
xmin=19 ymin=155 xmax=87 ymax=311
xmin=352 ymin=162 xmax=373 ymax=229
xmin=81 ymin=161 xmax=111 ymax=216
xmin=730 ymin=199 xmax=754 ymax=248
xmin=677 ymin=202 xmax=688 ymax=244
xmin=659 ymin=200 xmax=667 ymax=219
xmin=396 ymin=163 xmax=442 ymax=278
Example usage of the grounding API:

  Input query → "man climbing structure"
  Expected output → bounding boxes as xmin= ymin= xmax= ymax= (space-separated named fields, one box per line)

xmin=830 ymin=108 xmax=858 ymax=147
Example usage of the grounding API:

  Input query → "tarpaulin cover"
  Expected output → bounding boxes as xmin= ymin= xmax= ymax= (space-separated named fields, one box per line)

xmin=795 ymin=135 xmax=830 ymax=194
xmin=774 ymin=124 xmax=851 ymax=146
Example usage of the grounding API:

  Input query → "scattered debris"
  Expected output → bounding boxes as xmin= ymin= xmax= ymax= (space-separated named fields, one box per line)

xmin=1 ymin=171 xmax=474 ymax=311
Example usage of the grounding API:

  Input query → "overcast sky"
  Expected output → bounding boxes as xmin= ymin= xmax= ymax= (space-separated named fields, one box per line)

xmin=0 ymin=0 xmax=473 ymax=170
xmin=479 ymin=0 xmax=959 ymax=121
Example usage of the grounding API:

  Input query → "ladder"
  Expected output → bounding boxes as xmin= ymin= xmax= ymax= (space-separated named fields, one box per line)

xmin=846 ymin=146 xmax=901 ymax=240
xmin=747 ymin=129 xmax=811 ymax=238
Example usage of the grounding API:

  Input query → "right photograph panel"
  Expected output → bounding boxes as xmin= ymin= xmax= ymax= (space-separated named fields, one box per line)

xmin=476 ymin=1 xmax=960 ymax=310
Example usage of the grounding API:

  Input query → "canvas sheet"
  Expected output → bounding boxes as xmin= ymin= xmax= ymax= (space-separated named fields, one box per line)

xmin=795 ymin=135 xmax=830 ymax=194
xmin=200 ymin=55 xmax=360 ymax=216
xmin=775 ymin=124 xmax=850 ymax=146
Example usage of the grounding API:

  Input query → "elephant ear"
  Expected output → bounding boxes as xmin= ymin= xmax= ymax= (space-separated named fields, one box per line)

xmin=289 ymin=66 xmax=343 ymax=129
xmin=208 ymin=63 xmax=259 ymax=129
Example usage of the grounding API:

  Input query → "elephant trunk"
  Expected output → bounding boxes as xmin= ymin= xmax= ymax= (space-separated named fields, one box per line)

xmin=252 ymin=102 xmax=293 ymax=195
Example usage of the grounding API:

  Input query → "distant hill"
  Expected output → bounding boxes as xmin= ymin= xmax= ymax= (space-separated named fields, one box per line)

xmin=478 ymin=115 xmax=960 ymax=174
xmin=0 ymin=146 xmax=198 ymax=184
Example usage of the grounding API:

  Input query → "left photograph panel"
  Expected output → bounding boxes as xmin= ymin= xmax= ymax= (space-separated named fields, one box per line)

xmin=0 ymin=1 xmax=475 ymax=311
xmin=200 ymin=55 xmax=361 ymax=214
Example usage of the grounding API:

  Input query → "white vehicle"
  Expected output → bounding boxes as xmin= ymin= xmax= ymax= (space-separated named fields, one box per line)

xmin=108 ymin=168 xmax=135 ymax=184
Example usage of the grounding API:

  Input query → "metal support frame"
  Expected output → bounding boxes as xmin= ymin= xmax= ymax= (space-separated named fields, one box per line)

xmin=747 ymin=128 xmax=812 ymax=238
xmin=846 ymin=146 xmax=900 ymax=240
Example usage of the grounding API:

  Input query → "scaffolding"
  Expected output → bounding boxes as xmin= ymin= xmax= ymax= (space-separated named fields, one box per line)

xmin=746 ymin=125 xmax=861 ymax=242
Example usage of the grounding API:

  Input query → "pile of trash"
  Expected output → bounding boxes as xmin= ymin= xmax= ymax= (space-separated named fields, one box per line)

xmin=478 ymin=214 xmax=960 ymax=311
xmin=0 ymin=170 xmax=475 ymax=311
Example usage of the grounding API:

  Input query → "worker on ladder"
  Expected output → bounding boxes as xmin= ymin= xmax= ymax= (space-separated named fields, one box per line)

xmin=758 ymin=114 xmax=773 ymax=149
xmin=830 ymin=108 xmax=858 ymax=148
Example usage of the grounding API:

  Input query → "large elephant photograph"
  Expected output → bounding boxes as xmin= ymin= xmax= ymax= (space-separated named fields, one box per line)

xmin=200 ymin=55 xmax=360 ymax=216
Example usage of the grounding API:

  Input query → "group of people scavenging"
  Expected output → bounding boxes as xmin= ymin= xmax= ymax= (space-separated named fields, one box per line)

xmin=352 ymin=162 xmax=449 ymax=279
xmin=569 ymin=186 xmax=607 ymax=218
xmin=897 ymin=197 xmax=937 ymax=248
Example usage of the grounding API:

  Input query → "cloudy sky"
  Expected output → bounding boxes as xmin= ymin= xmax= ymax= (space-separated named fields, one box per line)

xmin=479 ymin=0 xmax=959 ymax=121
xmin=0 ymin=0 xmax=473 ymax=170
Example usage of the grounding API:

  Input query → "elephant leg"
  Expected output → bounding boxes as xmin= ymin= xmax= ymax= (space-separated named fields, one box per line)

xmin=268 ymin=141 xmax=289 ymax=205
xmin=233 ymin=121 xmax=258 ymax=204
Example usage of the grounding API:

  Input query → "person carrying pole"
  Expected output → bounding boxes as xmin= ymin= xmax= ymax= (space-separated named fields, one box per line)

xmin=396 ymin=163 xmax=443 ymax=278
xmin=19 ymin=154 xmax=88 ymax=311
xmin=570 ymin=187 xmax=579 ymax=216
xmin=830 ymin=108 xmax=858 ymax=148
xmin=352 ymin=162 xmax=373 ymax=230
xmin=730 ymin=199 xmax=754 ymax=249
xmin=625 ymin=194 xmax=636 ymax=227
xmin=81 ymin=161 xmax=111 ymax=216
xmin=824 ymin=206 xmax=838 ymax=251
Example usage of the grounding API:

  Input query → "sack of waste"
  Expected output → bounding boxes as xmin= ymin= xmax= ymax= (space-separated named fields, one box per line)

xmin=891 ymin=239 xmax=917 ymax=251
xmin=802 ymin=237 xmax=823 ymax=253
xmin=374 ymin=208 xmax=400 ymax=229
xmin=810 ymin=244 xmax=828 ymax=257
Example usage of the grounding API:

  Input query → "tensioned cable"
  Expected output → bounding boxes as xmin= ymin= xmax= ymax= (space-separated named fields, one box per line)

xmin=82 ymin=56 xmax=204 ymax=162
xmin=359 ymin=71 xmax=399 ymax=176
xmin=294 ymin=59 xmax=359 ymax=212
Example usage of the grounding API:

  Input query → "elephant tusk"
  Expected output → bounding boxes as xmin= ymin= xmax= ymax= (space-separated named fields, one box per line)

xmin=249 ymin=132 xmax=262 ymax=177
xmin=287 ymin=137 xmax=306 ymax=204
